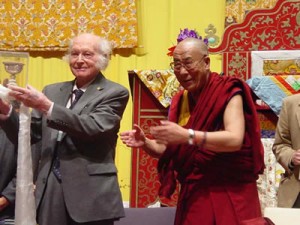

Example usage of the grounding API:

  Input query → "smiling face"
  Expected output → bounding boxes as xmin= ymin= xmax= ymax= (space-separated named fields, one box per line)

xmin=69 ymin=34 xmax=101 ymax=87
xmin=172 ymin=38 xmax=210 ymax=94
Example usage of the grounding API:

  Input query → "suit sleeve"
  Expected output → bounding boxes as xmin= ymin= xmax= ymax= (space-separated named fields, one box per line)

xmin=1 ymin=177 xmax=16 ymax=204
xmin=47 ymin=85 xmax=129 ymax=141
xmin=0 ymin=110 xmax=19 ymax=145
xmin=272 ymin=98 xmax=294 ymax=172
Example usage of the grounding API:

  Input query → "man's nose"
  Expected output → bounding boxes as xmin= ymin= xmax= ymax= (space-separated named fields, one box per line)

xmin=179 ymin=66 xmax=188 ymax=73
xmin=77 ymin=54 xmax=84 ymax=61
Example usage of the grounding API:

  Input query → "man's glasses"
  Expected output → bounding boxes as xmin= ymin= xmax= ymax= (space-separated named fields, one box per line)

xmin=170 ymin=55 xmax=207 ymax=72
xmin=70 ymin=51 xmax=95 ymax=60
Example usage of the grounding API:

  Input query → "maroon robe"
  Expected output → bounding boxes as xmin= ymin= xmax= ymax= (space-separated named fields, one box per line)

xmin=158 ymin=72 xmax=265 ymax=225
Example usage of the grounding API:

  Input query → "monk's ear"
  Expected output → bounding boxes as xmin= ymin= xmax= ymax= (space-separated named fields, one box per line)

xmin=204 ymin=56 xmax=210 ymax=68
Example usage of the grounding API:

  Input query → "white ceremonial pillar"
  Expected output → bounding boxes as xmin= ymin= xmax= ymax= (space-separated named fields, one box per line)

xmin=15 ymin=103 xmax=36 ymax=225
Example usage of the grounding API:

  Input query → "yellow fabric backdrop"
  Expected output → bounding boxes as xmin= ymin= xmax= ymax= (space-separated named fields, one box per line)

xmin=25 ymin=0 xmax=225 ymax=202
xmin=0 ymin=0 xmax=137 ymax=50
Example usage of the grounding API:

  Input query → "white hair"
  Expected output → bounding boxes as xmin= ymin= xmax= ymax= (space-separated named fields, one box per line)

xmin=63 ymin=33 xmax=112 ymax=71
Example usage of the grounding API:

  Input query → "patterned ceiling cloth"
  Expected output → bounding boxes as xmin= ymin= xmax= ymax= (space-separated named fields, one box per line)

xmin=0 ymin=0 xmax=138 ymax=51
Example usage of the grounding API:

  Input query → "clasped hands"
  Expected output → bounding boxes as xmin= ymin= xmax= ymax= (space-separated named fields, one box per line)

xmin=150 ymin=120 xmax=191 ymax=145
xmin=121 ymin=120 xmax=189 ymax=147
xmin=0 ymin=85 xmax=52 ymax=115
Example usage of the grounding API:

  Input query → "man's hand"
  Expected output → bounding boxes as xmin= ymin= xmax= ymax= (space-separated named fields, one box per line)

xmin=120 ymin=124 xmax=146 ymax=148
xmin=291 ymin=149 xmax=300 ymax=166
xmin=0 ymin=99 xmax=11 ymax=118
xmin=8 ymin=85 xmax=52 ymax=113
xmin=0 ymin=196 xmax=9 ymax=211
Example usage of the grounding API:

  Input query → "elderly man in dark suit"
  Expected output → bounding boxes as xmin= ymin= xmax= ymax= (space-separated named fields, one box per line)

xmin=0 ymin=33 xmax=129 ymax=225
xmin=0 ymin=128 xmax=16 ymax=224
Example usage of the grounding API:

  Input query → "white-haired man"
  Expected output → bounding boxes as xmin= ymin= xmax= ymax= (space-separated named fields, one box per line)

xmin=0 ymin=33 xmax=129 ymax=225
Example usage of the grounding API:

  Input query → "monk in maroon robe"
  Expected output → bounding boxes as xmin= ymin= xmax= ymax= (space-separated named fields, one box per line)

xmin=121 ymin=38 xmax=267 ymax=225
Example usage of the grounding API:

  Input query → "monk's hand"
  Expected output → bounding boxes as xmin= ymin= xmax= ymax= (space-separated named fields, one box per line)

xmin=150 ymin=120 xmax=189 ymax=145
xmin=120 ymin=124 xmax=146 ymax=148
xmin=8 ymin=85 xmax=52 ymax=113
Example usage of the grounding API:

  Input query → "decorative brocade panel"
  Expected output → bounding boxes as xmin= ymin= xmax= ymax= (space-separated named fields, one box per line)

xmin=209 ymin=0 xmax=299 ymax=138
xmin=225 ymin=0 xmax=278 ymax=27
xmin=222 ymin=51 xmax=252 ymax=80
xmin=210 ymin=0 xmax=300 ymax=81
xmin=128 ymin=71 xmax=178 ymax=207
xmin=257 ymin=138 xmax=284 ymax=212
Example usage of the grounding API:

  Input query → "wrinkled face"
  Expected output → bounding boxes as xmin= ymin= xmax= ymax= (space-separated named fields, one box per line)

xmin=172 ymin=41 xmax=209 ymax=93
xmin=69 ymin=36 xmax=100 ymax=83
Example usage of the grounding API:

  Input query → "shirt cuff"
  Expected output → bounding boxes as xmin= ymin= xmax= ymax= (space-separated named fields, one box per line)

xmin=288 ymin=161 xmax=295 ymax=171
xmin=7 ymin=104 xmax=12 ymax=116
xmin=46 ymin=102 xmax=54 ymax=117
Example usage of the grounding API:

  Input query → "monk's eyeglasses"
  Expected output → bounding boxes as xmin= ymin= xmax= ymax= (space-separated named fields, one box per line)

xmin=170 ymin=55 xmax=207 ymax=72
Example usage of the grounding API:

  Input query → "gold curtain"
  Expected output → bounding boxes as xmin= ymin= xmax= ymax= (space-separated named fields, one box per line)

xmin=225 ymin=0 xmax=278 ymax=27
xmin=0 ymin=0 xmax=137 ymax=51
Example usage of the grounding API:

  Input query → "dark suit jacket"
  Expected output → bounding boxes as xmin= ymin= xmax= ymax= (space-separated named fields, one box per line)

xmin=2 ymin=73 xmax=129 ymax=222
xmin=0 ymin=128 xmax=17 ymax=221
